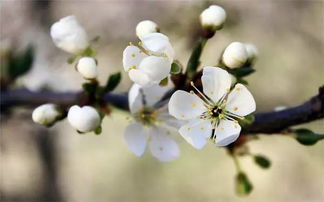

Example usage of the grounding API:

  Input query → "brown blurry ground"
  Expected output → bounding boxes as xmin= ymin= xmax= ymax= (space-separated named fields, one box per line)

xmin=1 ymin=0 xmax=324 ymax=202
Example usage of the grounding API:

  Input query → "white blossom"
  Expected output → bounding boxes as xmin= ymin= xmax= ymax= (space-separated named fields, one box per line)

xmin=136 ymin=20 xmax=159 ymax=38
xmin=67 ymin=105 xmax=101 ymax=133
xmin=50 ymin=16 xmax=89 ymax=54
xmin=76 ymin=57 xmax=97 ymax=79
xmin=222 ymin=42 xmax=248 ymax=69
xmin=124 ymin=83 xmax=180 ymax=161
xmin=200 ymin=5 xmax=226 ymax=31
xmin=169 ymin=67 xmax=256 ymax=148
xmin=123 ymin=33 xmax=174 ymax=86
xmin=32 ymin=104 xmax=62 ymax=126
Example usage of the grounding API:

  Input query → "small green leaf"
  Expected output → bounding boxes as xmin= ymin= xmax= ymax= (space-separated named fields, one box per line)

xmin=94 ymin=126 xmax=102 ymax=135
xmin=254 ymin=155 xmax=271 ymax=169
xmin=82 ymin=82 xmax=96 ymax=94
xmin=159 ymin=77 xmax=168 ymax=86
xmin=81 ymin=47 xmax=97 ymax=57
xmin=236 ymin=77 xmax=249 ymax=85
xmin=235 ymin=172 xmax=253 ymax=196
xmin=170 ymin=62 xmax=182 ymax=74
xmin=105 ymin=72 xmax=121 ymax=91
xmin=227 ymin=66 xmax=255 ymax=78
xmin=294 ymin=128 xmax=324 ymax=146
xmin=238 ymin=114 xmax=255 ymax=128
xmin=8 ymin=45 xmax=34 ymax=80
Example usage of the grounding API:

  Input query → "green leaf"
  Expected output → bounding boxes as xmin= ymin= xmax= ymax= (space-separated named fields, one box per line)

xmin=227 ymin=66 xmax=255 ymax=78
xmin=235 ymin=172 xmax=253 ymax=196
xmin=82 ymin=82 xmax=96 ymax=94
xmin=170 ymin=62 xmax=182 ymax=74
xmin=8 ymin=45 xmax=34 ymax=80
xmin=105 ymin=72 xmax=121 ymax=91
xmin=238 ymin=114 xmax=255 ymax=128
xmin=94 ymin=126 xmax=102 ymax=135
xmin=159 ymin=77 xmax=168 ymax=86
xmin=186 ymin=38 xmax=207 ymax=77
xmin=294 ymin=128 xmax=324 ymax=146
xmin=254 ymin=155 xmax=271 ymax=169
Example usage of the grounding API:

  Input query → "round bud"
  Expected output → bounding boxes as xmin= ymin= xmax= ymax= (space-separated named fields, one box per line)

xmin=245 ymin=43 xmax=258 ymax=63
xmin=50 ymin=16 xmax=89 ymax=54
xmin=222 ymin=42 xmax=248 ymax=69
xmin=200 ymin=5 xmax=226 ymax=31
xmin=32 ymin=104 xmax=62 ymax=126
xmin=136 ymin=20 xmax=159 ymax=38
xmin=67 ymin=105 xmax=101 ymax=133
xmin=76 ymin=57 xmax=97 ymax=79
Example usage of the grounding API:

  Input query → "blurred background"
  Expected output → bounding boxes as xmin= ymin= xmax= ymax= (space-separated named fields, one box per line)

xmin=1 ymin=0 xmax=324 ymax=201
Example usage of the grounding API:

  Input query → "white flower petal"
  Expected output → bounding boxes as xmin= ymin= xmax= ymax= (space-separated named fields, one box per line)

xmin=128 ymin=69 xmax=152 ymax=86
xmin=225 ymin=84 xmax=256 ymax=116
xmin=128 ymin=84 xmax=143 ymax=113
xmin=148 ymin=127 xmax=179 ymax=162
xmin=140 ymin=33 xmax=174 ymax=61
xmin=139 ymin=56 xmax=171 ymax=83
xmin=169 ymin=90 xmax=206 ymax=120
xmin=179 ymin=119 xmax=212 ymax=149
xmin=215 ymin=119 xmax=241 ymax=146
xmin=128 ymin=83 xmax=171 ymax=113
xmin=124 ymin=123 xmax=147 ymax=156
xmin=201 ymin=66 xmax=231 ymax=103
xmin=122 ymin=45 xmax=148 ymax=71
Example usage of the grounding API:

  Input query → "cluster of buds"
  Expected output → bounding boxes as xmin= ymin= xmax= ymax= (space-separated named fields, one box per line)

xmin=32 ymin=16 xmax=101 ymax=133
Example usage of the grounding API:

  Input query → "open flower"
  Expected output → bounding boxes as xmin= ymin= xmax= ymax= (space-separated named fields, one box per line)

xmin=124 ymin=83 xmax=180 ymax=161
xmin=50 ymin=16 xmax=89 ymax=54
xmin=122 ymin=33 xmax=174 ymax=86
xmin=169 ymin=67 xmax=256 ymax=148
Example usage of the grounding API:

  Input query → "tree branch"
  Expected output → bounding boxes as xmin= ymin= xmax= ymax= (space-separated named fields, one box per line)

xmin=1 ymin=87 xmax=323 ymax=135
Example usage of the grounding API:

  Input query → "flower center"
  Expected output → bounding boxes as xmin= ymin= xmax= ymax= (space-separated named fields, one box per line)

xmin=134 ymin=107 xmax=157 ymax=126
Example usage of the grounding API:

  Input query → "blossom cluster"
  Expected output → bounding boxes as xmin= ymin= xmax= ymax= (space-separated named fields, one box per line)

xmin=32 ymin=5 xmax=257 ymax=162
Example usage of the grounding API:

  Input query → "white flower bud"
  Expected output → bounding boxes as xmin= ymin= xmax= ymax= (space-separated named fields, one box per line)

xmin=50 ymin=16 xmax=89 ymax=54
xmin=245 ymin=43 xmax=258 ymax=62
xmin=32 ymin=104 xmax=62 ymax=126
xmin=222 ymin=42 xmax=248 ymax=69
xmin=136 ymin=20 xmax=159 ymax=38
xmin=67 ymin=105 xmax=100 ymax=133
xmin=76 ymin=57 xmax=97 ymax=79
xmin=200 ymin=5 xmax=226 ymax=31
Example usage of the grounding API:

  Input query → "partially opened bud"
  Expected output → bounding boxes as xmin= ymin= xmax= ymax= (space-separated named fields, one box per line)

xmin=200 ymin=5 xmax=226 ymax=32
xmin=50 ymin=16 xmax=89 ymax=54
xmin=136 ymin=20 xmax=159 ymax=38
xmin=222 ymin=42 xmax=248 ymax=69
xmin=67 ymin=105 xmax=100 ymax=133
xmin=32 ymin=104 xmax=62 ymax=126
xmin=76 ymin=57 xmax=97 ymax=79
xmin=245 ymin=43 xmax=258 ymax=63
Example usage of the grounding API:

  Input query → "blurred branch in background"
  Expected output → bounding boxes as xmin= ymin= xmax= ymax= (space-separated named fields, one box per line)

xmin=1 ymin=85 xmax=323 ymax=135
